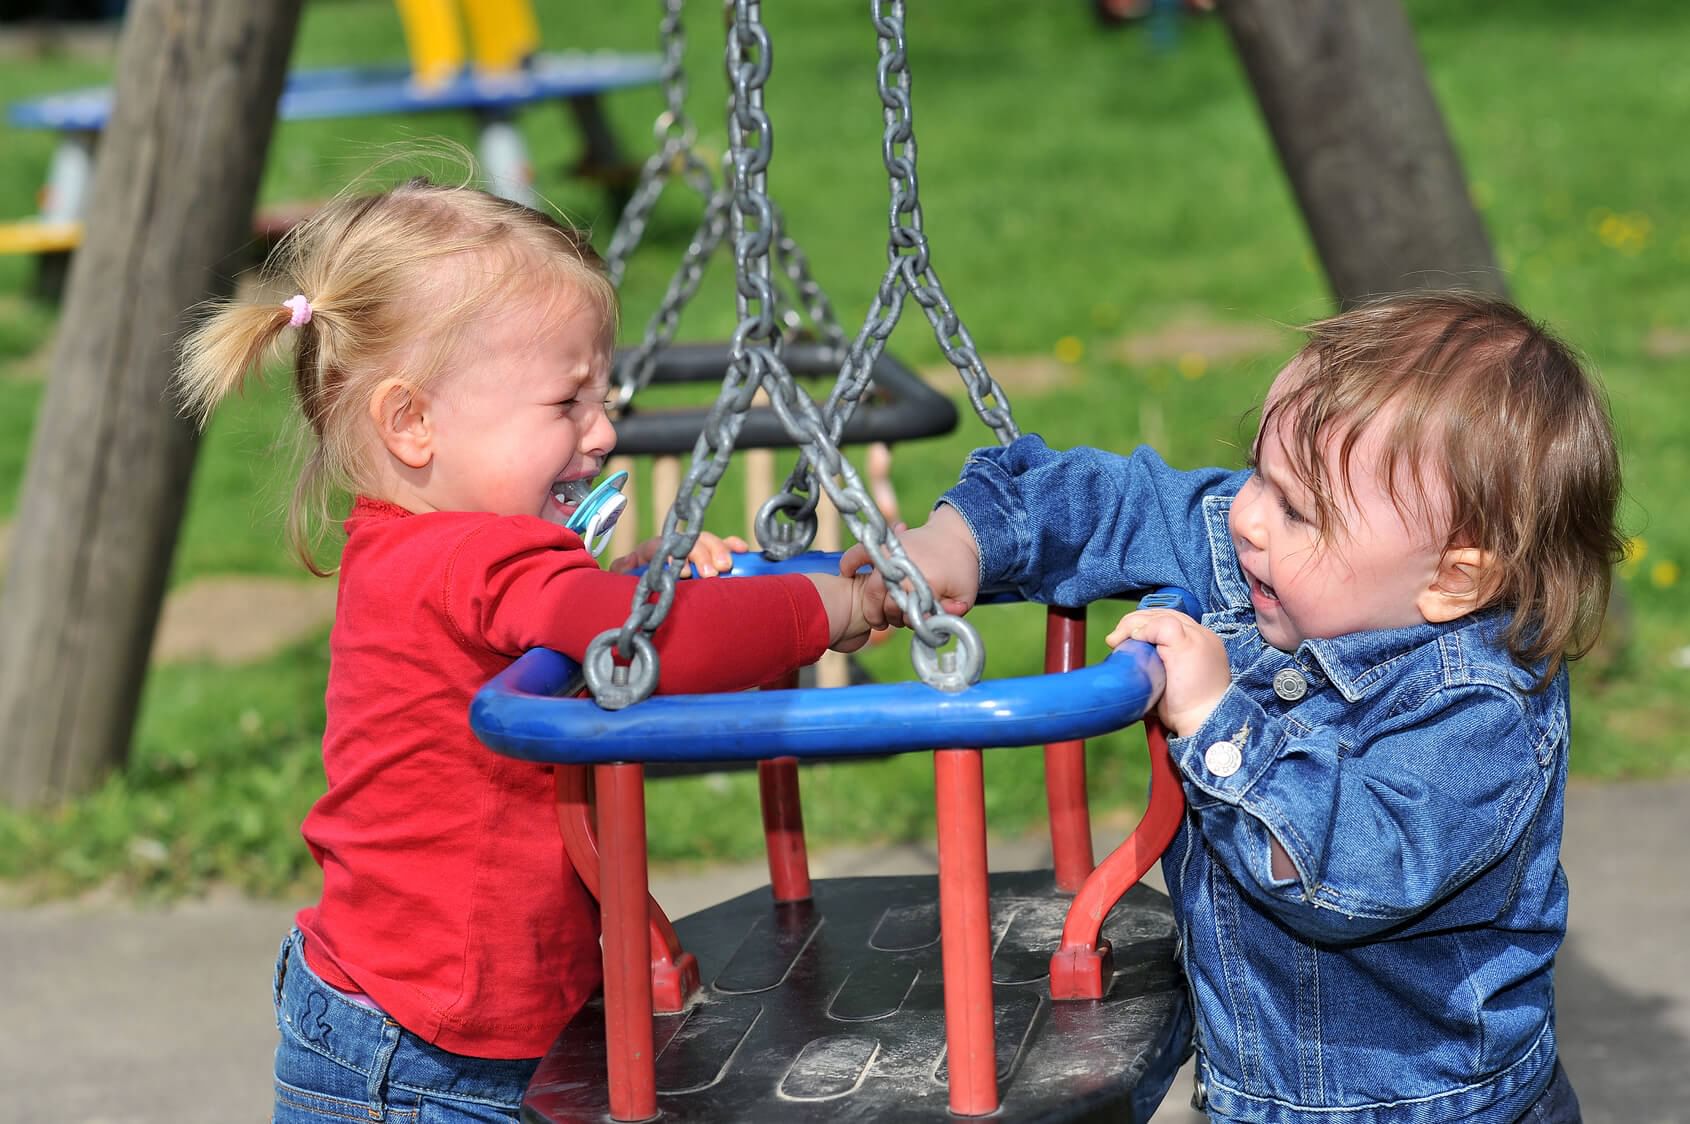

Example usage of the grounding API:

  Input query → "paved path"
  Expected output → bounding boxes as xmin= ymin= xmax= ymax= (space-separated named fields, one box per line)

xmin=2 ymin=777 xmax=1685 ymax=1123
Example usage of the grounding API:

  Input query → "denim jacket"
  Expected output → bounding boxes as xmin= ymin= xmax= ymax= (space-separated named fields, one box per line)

xmin=943 ymin=436 xmax=1567 ymax=1124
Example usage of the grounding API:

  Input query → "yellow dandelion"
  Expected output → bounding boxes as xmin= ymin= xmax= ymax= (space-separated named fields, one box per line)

xmin=1597 ymin=214 xmax=1627 ymax=248
xmin=1177 ymin=352 xmax=1208 ymax=380
xmin=1651 ymin=560 xmax=1679 ymax=589
xmin=1054 ymin=336 xmax=1084 ymax=364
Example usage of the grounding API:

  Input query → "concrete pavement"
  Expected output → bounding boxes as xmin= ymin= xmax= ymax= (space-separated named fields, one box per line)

xmin=2 ymin=777 xmax=1685 ymax=1123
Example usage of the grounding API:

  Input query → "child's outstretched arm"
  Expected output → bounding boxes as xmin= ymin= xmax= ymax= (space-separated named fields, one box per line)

xmin=836 ymin=503 xmax=981 ymax=629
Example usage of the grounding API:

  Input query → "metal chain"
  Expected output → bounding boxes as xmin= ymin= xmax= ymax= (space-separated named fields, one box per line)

xmin=584 ymin=0 xmax=983 ymax=707
xmin=771 ymin=201 xmax=848 ymax=350
xmin=605 ymin=1 xmax=846 ymax=410
xmin=612 ymin=187 xmax=733 ymax=411
xmin=602 ymin=0 xmax=709 ymax=290
xmin=757 ymin=0 xmax=1019 ymax=552
xmin=873 ymin=0 xmax=1018 ymax=443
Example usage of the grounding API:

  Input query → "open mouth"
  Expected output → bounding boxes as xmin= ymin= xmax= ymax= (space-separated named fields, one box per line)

xmin=550 ymin=477 xmax=594 ymax=517
xmin=1249 ymin=574 xmax=1279 ymax=603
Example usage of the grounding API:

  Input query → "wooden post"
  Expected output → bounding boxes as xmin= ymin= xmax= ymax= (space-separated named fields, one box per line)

xmin=0 ymin=0 xmax=305 ymax=807
xmin=1217 ymin=0 xmax=1508 ymax=305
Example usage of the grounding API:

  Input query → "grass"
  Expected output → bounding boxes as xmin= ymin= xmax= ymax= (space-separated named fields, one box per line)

xmin=2 ymin=0 xmax=1689 ymax=898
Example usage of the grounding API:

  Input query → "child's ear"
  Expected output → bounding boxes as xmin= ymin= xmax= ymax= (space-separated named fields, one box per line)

xmin=1417 ymin=547 xmax=1497 ymax=624
xmin=369 ymin=378 xmax=432 ymax=469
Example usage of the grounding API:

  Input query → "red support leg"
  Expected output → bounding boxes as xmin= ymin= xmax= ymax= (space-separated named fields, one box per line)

xmin=759 ymin=757 xmax=812 ymax=902
xmin=596 ymin=763 xmax=658 ymax=1122
xmin=555 ymin=767 xmax=699 ymax=1014
xmin=757 ymin=670 xmax=813 ymax=904
xmin=934 ymin=748 xmax=999 ymax=1116
xmin=1043 ymin=605 xmax=1094 ymax=892
xmin=1049 ymin=720 xmax=1186 ymax=1000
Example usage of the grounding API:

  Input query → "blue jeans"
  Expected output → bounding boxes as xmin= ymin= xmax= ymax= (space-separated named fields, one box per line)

xmin=1513 ymin=1059 xmax=1581 ymax=1123
xmin=272 ymin=929 xmax=541 ymax=1123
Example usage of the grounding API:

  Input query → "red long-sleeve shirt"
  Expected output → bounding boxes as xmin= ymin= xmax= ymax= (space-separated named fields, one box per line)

xmin=296 ymin=497 xmax=830 ymax=1057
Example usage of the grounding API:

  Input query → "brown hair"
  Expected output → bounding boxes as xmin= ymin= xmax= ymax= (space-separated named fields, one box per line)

xmin=1258 ymin=291 xmax=1624 ymax=686
xmin=176 ymin=176 xmax=616 ymax=574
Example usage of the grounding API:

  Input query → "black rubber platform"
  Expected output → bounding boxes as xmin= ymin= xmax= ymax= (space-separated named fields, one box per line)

xmin=523 ymin=870 xmax=1191 ymax=1123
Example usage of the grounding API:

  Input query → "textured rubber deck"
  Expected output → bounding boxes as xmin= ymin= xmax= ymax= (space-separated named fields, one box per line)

xmin=524 ymin=870 xmax=1191 ymax=1123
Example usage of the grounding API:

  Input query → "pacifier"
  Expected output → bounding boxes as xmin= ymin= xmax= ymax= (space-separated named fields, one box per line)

xmin=558 ymin=470 xmax=629 ymax=557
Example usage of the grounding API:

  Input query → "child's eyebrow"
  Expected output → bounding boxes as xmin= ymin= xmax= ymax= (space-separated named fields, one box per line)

xmin=1251 ymin=457 xmax=1304 ymax=503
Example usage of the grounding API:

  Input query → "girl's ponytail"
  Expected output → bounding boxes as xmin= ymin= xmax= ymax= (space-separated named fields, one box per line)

xmin=175 ymin=298 xmax=306 ymax=425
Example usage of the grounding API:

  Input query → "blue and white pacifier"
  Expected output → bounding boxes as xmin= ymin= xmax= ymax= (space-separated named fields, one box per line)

xmin=559 ymin=470 xmax=629 ymax=557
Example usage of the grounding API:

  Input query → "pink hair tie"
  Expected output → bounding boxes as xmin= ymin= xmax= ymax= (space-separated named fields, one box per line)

xmin=283 ymin=294 xmax=313 ymax=328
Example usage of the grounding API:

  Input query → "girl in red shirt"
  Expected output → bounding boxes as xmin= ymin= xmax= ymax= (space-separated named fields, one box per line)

xmin=177 ymin=177 xmax=872 ymax=1122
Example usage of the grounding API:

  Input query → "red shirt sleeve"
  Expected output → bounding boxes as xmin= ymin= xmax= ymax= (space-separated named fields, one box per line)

xmin=441 ymin=516 xmax=830 ymax=695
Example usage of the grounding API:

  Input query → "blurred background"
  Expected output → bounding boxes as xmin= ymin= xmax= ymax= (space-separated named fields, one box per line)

xmin=0 ymin=1 xmax=1686 ymax=1121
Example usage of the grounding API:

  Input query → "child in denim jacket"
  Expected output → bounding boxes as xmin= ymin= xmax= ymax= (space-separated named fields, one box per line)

xmin=848 ymin=293 xmax=1620 ymax=1123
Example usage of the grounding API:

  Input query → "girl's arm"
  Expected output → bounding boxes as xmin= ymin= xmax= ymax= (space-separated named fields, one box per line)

xmin=444 ymin=518 xmax=834 ymax=695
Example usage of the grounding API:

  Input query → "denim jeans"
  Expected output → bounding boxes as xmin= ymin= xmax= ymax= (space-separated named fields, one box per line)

xmin=272 ymin=929 xmax=541 ymax=1123
xmin=1514 ymin=1060 xmax=1581 ymax=1124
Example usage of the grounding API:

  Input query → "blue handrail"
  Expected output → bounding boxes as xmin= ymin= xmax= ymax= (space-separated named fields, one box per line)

xmin=468 ymin=552 xmax=1195 ymax=765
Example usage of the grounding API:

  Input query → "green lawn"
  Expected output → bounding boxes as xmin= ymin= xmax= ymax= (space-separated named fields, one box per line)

xmin=2 ymin=0 xmax=1688 ymax=897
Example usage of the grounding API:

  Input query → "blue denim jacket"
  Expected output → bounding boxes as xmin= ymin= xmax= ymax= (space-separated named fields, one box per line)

xmin=944 ymin=436 xmax=1567 ymax=1124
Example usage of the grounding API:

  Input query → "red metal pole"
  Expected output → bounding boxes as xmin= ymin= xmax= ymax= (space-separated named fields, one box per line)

xmin=1042 ymin=605 xmax=1094 ymax=892
xmin=555 ymin=767 xmax=699 ymax=1013
xmin=934 ymin=747 xmax=999 ymax=1116
xmin=757 ymin=670 xmax=813 ymax=903
xmin=759 ymin=757 xmax=812 ymax=902
xmin=596 ymin=762 xmax=658 ymax=1121
xmin=1049 ymin=720 xmax=1186 ymax=1000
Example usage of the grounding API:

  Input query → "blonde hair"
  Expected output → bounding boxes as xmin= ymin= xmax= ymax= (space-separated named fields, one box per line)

xmin=176 ymin=177 xmax=616 ymax=574
xmin=1259 ymin=291 xmax=1624 ymax=687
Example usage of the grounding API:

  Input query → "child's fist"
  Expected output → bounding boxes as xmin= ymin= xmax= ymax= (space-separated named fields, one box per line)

xmin=1107 ymin=608 xmax=1229 ymax=737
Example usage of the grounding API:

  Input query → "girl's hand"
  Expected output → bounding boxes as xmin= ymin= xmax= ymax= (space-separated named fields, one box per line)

xmin=1107 ymin=608 xmax=1229 ymax=737
xmin=805 ymin=572 xmax=880 ymax=654
xmin=609 ymin=532 xmax=750 ymax=577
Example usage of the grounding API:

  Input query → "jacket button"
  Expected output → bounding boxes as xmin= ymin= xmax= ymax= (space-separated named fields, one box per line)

xmin=1204 ymin=740 xmax=1243 ymax=777
xmin=1273 ymin=667 xmax=1308 ymax=701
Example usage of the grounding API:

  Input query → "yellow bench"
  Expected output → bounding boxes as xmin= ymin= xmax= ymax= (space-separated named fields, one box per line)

xmin=0 ymin=220 xmax=81 ymax=257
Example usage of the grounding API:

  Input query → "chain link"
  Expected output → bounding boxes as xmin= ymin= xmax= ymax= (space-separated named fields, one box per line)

xmin=603 ymin=0 xmax=704 ymax=290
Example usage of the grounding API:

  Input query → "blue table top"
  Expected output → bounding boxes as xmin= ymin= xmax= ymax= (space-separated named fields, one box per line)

xmin=9 ymin=50 xmax=662 ymax=131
